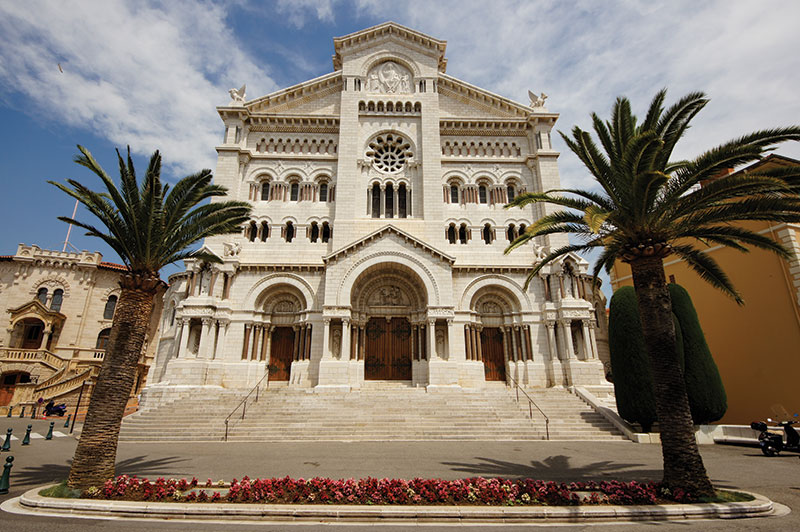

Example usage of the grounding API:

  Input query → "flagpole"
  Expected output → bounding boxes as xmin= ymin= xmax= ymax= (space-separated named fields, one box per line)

xmin=62 ymin=199 xmax=79 ymax=252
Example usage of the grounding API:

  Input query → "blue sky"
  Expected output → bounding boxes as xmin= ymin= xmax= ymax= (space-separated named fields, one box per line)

xmin=1 ymin=0 xmax=799 ymax=291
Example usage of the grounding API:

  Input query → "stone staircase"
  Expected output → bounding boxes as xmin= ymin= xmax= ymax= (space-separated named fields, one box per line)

xmin=119 ymin=384 xmax=626 ymax=443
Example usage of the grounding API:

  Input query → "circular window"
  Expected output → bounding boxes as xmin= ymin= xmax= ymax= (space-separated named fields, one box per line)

xmin=366 ymin=134 xmax=412 ymax=174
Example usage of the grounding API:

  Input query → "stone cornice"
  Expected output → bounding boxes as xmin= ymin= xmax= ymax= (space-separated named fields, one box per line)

xmin=247 ymin=115 xmax=340 ymax=133
xmin=324 ymin=225 xmax=455 ymax=266
xmin=218 ymin=72 xmax=342 ymax=118
xmin=440 ymin=119 xmax=530 ymax=137
xmin=238 ymin=264 xmax=326 ymax=272
xmin=438 ymin=75 xmax=557 ymax=120
xmin=333 ymin=22 xmax=447 ymax=72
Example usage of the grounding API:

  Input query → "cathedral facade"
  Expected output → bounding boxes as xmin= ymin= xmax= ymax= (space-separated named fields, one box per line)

xmin=147 ymin=23 xmax=606 ymax=399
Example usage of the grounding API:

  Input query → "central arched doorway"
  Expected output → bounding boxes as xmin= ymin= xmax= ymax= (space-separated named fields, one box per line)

xmin=252 ymin=284 xmax=310 ymax=382
xmin=351 ymin=263 xmax=428 ymax=381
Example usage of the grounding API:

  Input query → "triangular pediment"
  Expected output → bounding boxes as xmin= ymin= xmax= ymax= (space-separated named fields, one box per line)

xmin=323 ymin=225 xmax=455 ymax=266
xmin=438 ymin=75 xmax=548 ymax=119
xmin=333 ymin=22 xmax=447 ymax=72
xmin=8 ymin=300 xmax=66 ymax=327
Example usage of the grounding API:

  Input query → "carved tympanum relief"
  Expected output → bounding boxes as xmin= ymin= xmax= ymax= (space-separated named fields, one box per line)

xmin=370 ymin=285 xmax=404 ymax=306
xmin=367 ymin=61 xmax=412 ymax=94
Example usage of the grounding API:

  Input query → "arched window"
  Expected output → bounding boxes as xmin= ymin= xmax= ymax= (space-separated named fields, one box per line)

xmin=450 ymin=185 xmax=459 ymax=204
xmin=310 ymin=222 xmax=319 ymax=242
xmin=483 ymin=224 xmax=493 ymax=244
xmin=447 ymin=224 xmax=456 ymax=244
xmin=261 ymin=182 xmax=270 ymax=201
xmin=50 ymin=289 xmax=63 ymax=312
xmin=104 ymin=295 xmax=118 ymax=320
xmin=507 ymin=224 xmax=517 ymax=241
xmin=371 ymin=184 xmax=380 ymax=218
xmin=507 ymin=185 xmax=516 ymax=202
xmin=319 ymin=183 xmax=328 ymax=202
xmin=260 ymin=221 xmax=269 ymax=242
xmin=248 ymin=221 xmax=257 ymax=242
xmin=385 ymin=183 xmax=394 ymax=218
xmin=322 ymin=222 xmax=331 ymax=243
xmin=290 ymin=182 xmax=299 ymax=201
xmin=36 ymin=288 xmax=47 ymax=305
xmin=458 ymin=224 xmax=468 ymax=244
xmin=398 ymin=183 xmax=407 ymax=218
xmin=518 ymin=224 xmax=527 ymax=238
xmin=169 ymin=305 xmax=176 ymax=327
xmin=478 ymin=185 xmax=488 ymax=204
xmin=285 ymin=221 xmax=295 ymax=242
xmin=95 ymin=328 xmax=111 ymax=350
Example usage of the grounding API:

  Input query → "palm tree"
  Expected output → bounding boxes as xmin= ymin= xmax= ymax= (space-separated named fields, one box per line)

xmin=50 ymin=146 xmax=251 ymax=489
xmin=506 ymin=90 xmax=800 ymax=496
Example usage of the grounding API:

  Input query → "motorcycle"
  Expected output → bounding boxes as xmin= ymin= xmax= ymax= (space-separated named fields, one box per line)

xmin=750 ymin=414 xmax=800 ymax=456
xmin=44 ymin=403 xmax=67 ymax=417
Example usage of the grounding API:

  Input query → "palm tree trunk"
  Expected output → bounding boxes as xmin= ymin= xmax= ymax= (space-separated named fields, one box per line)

xmin=629 ymin=256 xmax=714 ymax=497
xmin=67 ymin=274 xmax=159 ymax=490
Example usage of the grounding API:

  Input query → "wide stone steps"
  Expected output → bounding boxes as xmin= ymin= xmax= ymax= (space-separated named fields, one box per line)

xmin=119 ymin=387 xmax=624 ymax=442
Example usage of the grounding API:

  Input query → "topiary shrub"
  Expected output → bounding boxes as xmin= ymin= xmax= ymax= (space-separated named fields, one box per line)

xmin=608 ymin=286 xmax=658 ymax=432
xmin=668 ymin=284 xmax=727 ymax=424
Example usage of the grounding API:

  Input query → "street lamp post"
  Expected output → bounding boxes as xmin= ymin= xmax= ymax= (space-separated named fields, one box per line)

xmin=70 ymin=379 xmax=93 ymax=435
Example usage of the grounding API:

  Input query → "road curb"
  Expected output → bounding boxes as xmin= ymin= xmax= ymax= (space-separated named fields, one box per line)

xmin=7 ymin=485 xmax=778 ymax=523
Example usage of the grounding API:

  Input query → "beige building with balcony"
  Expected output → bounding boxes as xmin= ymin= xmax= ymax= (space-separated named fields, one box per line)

xmin=145 ymin=22 xmax=607 ymax=407
xmin=0 ymin=244 xmax=158 ymax=413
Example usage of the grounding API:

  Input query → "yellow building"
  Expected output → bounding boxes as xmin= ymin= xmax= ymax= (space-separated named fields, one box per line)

xmin=610 ymin=155 xmax=800 ymax=425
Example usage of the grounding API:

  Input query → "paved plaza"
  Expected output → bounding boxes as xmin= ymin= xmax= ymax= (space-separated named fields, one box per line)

xmin=0 ymin=416 xmax=797 ymax=530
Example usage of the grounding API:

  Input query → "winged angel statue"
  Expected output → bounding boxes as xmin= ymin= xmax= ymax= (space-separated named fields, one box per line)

xmin=528 ymin=90 xmax=548 ymax=108
xmin=228 ymin=84 xmax=246 ymax=105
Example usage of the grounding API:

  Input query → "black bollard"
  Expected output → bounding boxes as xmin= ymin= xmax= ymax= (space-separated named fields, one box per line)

xmin=30 ymin=406 xmax=36 ymax=419
xmin=22 ymin=425 xmax=31 ymax=446
xmin=0 ymin=456 xmax=13 ymax=495
xmin=1 ymin=429 xmax=11 ymax=452
xmin=18 ymin=406 xmax=24 ymax=418
xmin=64 ymin=414 xmax=71 ymax=428
xmin=6 ymin=408 xmax=10 ymax=418
xmin=45 ymin=422 xmax=54 ymax=440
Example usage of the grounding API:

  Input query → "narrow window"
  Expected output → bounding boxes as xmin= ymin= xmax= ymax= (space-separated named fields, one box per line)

xmin=385 ymin=184 xmax=394 ymax=218
xmin=50 ymin=289 xmax=63 ymax=312
xmin=104 ymin=295 xmax=118 ymax=320
xmin=483 ymin=224 xmax=493 ymax=244
xmin=261 ymin=182 xmax=270 ymax=201
xmin=371 ymin=184 xmax=381 ymax=218
xmin=37 ymin=288 xmax=47 ymax=305
xmin=507 ymin=185 xmax=515 ymax=202
xmin=95 ymin=328 xmax=111 ymax=350
xmin=447 ymin=224 xmax=456 ymax=244
xmin=518 ymin=224 xmax=526 ymax=236
xmin=310 ymin=222 xmax=319 ymax=243
xmin=450 ymin=185 xmax=459 ymax=204
xmin=398 ymin=184 xmax=407 ymax=218
xmin=478 ymin=185 xmax=487 ymax=204
xmin=285 ymin=222 xmax=295 ymax=242
xmin=170 ymin=305 xmax=176 ymax=327
xmin=290 ymin=182 xmax=299 ymax=201
xmin=319 ymin=183 xmax=328 ymax=202
xmin=260 ymin=221 xmax=269 ymax=242
xmin=507 ymin=224 xmax=516 ymax=241
xmin=248 ymin=221 xmax=257 ymax=242
xmin=459 ymin=224 xmax=468 ymax=244
xmin=322 ymin=222 xmax=331 ymax=243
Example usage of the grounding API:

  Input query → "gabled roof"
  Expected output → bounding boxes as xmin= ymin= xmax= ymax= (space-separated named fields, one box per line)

xmin=333 ymin=22 xmax=448 ymax=72
xmin=438 ymin=74 xmax=557 ymax=120
xmin=323 ymin=225 xmax=455 ymax=265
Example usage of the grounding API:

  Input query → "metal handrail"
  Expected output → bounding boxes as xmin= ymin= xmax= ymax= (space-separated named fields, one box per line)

xmin=224 ymin=367 xmax=270 ymax=441
xmin=507 ymin=373 xmax=549 ymax=440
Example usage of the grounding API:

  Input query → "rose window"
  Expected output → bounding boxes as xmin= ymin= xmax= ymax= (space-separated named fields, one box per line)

xmin=366 ymin=134 xmax=412 ymax=174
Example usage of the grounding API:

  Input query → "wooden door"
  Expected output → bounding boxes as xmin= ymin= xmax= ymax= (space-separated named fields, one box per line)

xmin=364 ymin=317 xmax=412 ymax=380
xmin=481 ymin=327 xmax=506 ymax=381
xmin=0 ymin=386 xmax=14 ymax=406
xmin=268 ymin=326 xmax=294 ymax=381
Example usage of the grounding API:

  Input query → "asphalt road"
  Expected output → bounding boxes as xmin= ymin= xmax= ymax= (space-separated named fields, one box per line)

xmin=1 ymin=416 xmax=798 ymax=530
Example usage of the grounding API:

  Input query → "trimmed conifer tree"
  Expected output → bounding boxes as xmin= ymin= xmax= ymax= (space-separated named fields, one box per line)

xmin=668 ymin=284 xmax=727 ymax=424
xmin=608 ymin=286 xmax=657 ymax=432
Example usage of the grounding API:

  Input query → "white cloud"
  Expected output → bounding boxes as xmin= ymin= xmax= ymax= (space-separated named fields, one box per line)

xmin=275 ymin=0 xmax=335 ymax=28
xmin=0 ymin=0 xmax=277 ymax=175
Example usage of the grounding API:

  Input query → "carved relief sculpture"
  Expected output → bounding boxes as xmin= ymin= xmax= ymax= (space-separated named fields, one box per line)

xmin=367 ymin=61 xmax=412 ymax=94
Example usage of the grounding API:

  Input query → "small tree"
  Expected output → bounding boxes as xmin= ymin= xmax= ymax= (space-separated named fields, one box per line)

xmin=669 ymin=284 xmax=727 ymax=424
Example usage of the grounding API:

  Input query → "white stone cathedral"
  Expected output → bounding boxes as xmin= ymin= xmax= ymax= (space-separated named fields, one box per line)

xmin=147 ymin=22 xmax=606 ymax=401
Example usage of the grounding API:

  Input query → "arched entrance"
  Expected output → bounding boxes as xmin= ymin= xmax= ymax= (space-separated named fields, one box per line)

xmin=0 ymin=372 xmax=31 ymax=406
xmin=253 ymin=285 xmax=310 ymax=382
xmin=13 ymin=318 xmax=46 ymax=349
xmin=351 ymin=264 xmax=428 ymax=381
xmin=468 ymin=287 xmax=527 ymax=383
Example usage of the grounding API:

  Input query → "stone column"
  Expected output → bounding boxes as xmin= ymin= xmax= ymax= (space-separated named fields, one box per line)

xmin=305 ymin=325 xmax=313 ymax=360
xmin=359 ymin=325 xmax=366 ymax=360
xmin=39 ymin=327 xmax=52 ymax=350
xmin=588 ymin=322 xmax=598 ymax=359
xmin=322 ymin=318 xmax=331 ymax=359
xmin=297 ymin=324 xmax=306 ymax=362
xmin=292 ymin=325 xmax=300 ymax=361
xmin=380 ymin=185 xmax=385 ymax=218
xmin=177 ymin=319 xmax=191 ymax=358
xmin=420 ymin=324 xmax=427 ymax=360
xmin=502 ymin=327 xmax=509 ymax=362
xmin=446 ymin=319 xmax=454 ymax=360
xmin=412 ymin=324 xmax=418 ymax=360
xmin=525 ymin=326 xmax=534 ymax=362
xmin=464 ymin=325 xmax=472 ymax=360
xmin=562 ymin=320 xmax=575 ymax=359
xmin=341 ymin=319 xmax=351 ymax=361
xmin=251 ymin=325 xmax=263 ymax=361
xmin=262 ymin=325 xmax=272 ymax=363
xmin=509 ymin=326 xmax=519 ymax=362
xmin=582 ymin=320 xmax=593 ymax=361
xmin=546 ymin=322 xmax=557 ymax=361
xmin=198 ymin=318 xmax=213 ymax=359
xmin=428 ymin=319 xmax=437 ymax=361
xmin=215 ymin=321 xmax=228 ymax=359
xmin=475 ymin=326 xmax=483 ymax=361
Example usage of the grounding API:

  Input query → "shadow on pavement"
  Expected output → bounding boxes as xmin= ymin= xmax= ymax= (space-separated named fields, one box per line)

xmin=13 ymin=455 xmax=190 ymax=487
xmin=442 ymin=454 xmax=662 ymax=481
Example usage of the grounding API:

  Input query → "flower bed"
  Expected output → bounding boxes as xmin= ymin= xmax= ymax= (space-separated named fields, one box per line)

xmin=81 ymin=475 xmax=702 ymax=505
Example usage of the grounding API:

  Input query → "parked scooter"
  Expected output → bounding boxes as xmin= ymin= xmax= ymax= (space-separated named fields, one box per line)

xmin=44 ymin=402 xmax=67 ymax=417
xmin=750 ymin=414 xmax=800 ymax=456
